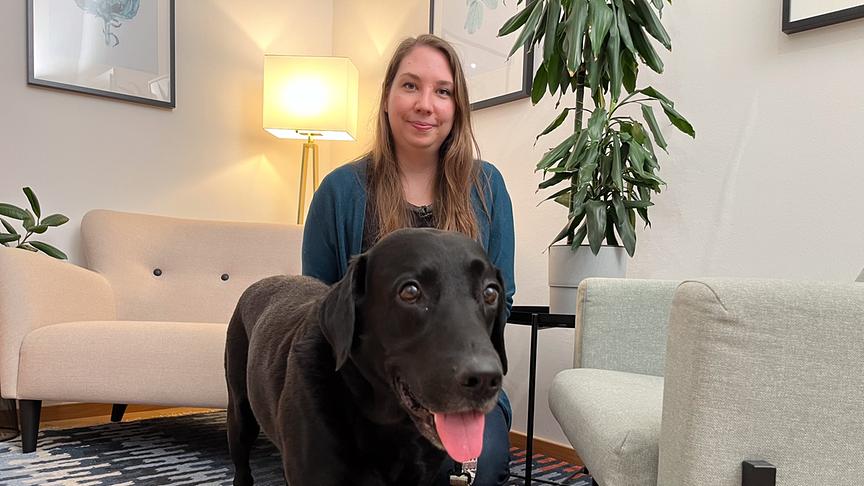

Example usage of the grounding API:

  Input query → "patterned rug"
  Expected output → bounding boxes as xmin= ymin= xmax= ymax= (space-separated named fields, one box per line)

xmin=0 ymin=411 xmax=592 ymax=485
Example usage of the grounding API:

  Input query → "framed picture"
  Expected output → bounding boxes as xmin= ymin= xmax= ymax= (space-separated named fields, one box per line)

xmin=430 ymin=0 xmax=533 ymax=111
xmin=27 ymin=0 xmax=176 ymax=108
xmin=782 ymin=0 xmax=864 ymax=34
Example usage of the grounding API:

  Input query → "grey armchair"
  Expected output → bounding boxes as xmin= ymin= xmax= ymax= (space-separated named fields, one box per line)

xmin=549 ymin=277 xmax=864 ymax=486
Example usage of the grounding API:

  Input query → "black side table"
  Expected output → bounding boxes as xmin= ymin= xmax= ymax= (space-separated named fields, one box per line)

xmin=507 ymin=306 xmax=576 ymax=486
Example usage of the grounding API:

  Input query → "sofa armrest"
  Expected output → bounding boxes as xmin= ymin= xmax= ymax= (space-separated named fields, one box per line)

xmin=574 ymin=278 xmax=679 ymax=376
xmin=657 ymin=278 xmax=864 ymax=486
xmin=0 ymin=248 xmax=115 ymax=398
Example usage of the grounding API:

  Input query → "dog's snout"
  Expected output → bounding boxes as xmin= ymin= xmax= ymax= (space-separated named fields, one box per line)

xmin=458 ymin=362 xmax=502 ymax=396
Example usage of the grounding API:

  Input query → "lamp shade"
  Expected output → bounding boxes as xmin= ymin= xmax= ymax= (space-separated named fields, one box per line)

xmin=263 ymin=55 xmax=358 ymax=141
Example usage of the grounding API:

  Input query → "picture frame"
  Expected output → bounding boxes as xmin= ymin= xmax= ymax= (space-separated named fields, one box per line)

xmin=27 ymin=0 xmax=176 ymax=108
xmin=429 ymin=0 xmax=533 ymax=111
xmin=782 ymin=0 xmax=864 ymax=34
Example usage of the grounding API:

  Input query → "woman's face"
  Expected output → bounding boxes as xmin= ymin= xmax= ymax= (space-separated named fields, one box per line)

xmin=385 ymin=45 xmax=456 ymax=161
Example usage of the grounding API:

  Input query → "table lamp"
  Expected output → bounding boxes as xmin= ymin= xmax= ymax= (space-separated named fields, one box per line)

xmin=263 ymin=55 xmax=358 ymax=224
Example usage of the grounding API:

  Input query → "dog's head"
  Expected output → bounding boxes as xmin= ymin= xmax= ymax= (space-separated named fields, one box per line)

xmin=319 ymin=228 xmax=507 ymax=461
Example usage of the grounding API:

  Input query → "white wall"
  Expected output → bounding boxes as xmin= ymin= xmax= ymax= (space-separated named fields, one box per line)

xmin=0 ymin=0 xmax=335 ymax=263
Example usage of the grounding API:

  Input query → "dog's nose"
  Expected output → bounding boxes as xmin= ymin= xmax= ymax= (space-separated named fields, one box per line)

xmin=457 ymin=362 xmax=502 ymax=397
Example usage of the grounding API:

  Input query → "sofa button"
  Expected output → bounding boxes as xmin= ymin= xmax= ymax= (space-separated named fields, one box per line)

xmin=153 ymin=268 xmax=162 ymax=277
xmin=221 ymin=273 xmax=229 ymax=281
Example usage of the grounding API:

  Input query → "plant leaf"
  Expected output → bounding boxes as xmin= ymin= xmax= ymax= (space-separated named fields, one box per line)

xmin=30 ymin=224 xmax=48 ymax=234
xmin=563 ymin=130 xmax=591 ymax=170
xmin=565 ymin=0 xmax=589 ymax=73
xmin=639 ymin=86 xmax=672 ymax=105
xmin=536 ymin=108 xmax=572 ymax=142
xmin=612 ymin=134 xmax=624 ymax=189
xmin=607 ymin=13 xmax=622 ymax=102
xmin=536 ymin=131 xmax=581 ymax=170
xmin=0 ymin=233 xmax=20 ymax=244
xmin=1 ymin=217 xmax=18 ymax=235
xmin=23 ymin=187 xmax=41 ymax=218
xmin=532 ymin=64 xmax=548 ymax=104
xmin=23 ymin=210 xmax=36 ymax=231
xmin=508 ymin=0 xmax=545 ymax=58
xmin=640 ymin=104 xmax=668 ymax=151
xmin=543 ymin=0 xmax=562 ymax=65
xmin=621 ymin=48 xmax=638 ymax=92
xmin=498 ymin=0 xmax=536 ymax=36
xmin=633 ymin=0 xmax=671 ymax=49
xmin=0 ymin=203 xmax=29 ymax=220
xmin=538 ymin=171 xmax=572 ymax=190
xmin=629 ymin=20 xmax=664 ymax=73
xmin=29 ymin=241 xmax=68 ymax=260
xmin=550 ymin=209 xmax=586 ymax=246
xmin=547 ymin=51 xmax=562 ymax=95
xmin=587 ymin=108 xmax=607 ymax=140
xmin=623 ymin=199 xmax=654 ymax=208
xmin=612 ymin=195 xmax=636 ymax=256
xmin=588 ymin=0 xmax=614 ymax=58
xmin=569 ymin=223 xmax=588 ymax=251
xmin=41 ymin=213 xmax=69 ymax=227
xmin=585 ymin=199 xmax=607 ymax=254
xmin=615 ymin=0 xmax=636 ymax=53
xmin=660 ymin=100 xmax=695 ymax=137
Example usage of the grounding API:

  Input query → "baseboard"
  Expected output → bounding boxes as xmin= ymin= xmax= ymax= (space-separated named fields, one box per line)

xmin=509 ymin=431 xmax=583 ymax=466
xmin=38 ymin=403 xmax=213 ymax=424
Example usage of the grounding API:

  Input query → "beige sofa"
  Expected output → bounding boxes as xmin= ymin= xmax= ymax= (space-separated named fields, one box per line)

xmin=0 ymin=209 xmax=303 ymax=452
xmin=549 ymin=276 xmax=864 ymax=486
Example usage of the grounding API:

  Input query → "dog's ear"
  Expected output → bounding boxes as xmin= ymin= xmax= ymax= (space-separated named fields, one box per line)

xmin=493 ymin=268 xmax=508 ymax=375
xmin=320 ymin=255 xmax=366 ymax=370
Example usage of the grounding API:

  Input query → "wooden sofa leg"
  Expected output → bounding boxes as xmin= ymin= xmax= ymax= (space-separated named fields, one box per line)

xmin=19 ymin=399 xmax=42 ymax=453
xmin=111 ymin=404 xmax=128 ymax=422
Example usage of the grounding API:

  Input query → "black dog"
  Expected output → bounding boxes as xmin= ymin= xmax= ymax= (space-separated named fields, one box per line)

xmin=225 ymin=228 xmax=508 ymax=485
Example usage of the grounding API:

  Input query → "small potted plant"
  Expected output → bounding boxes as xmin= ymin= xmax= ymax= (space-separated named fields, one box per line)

xmin=0 ymin=187 xmax=69 ymax=259
xmin=499 ymin=0 xmax=695 ymax=312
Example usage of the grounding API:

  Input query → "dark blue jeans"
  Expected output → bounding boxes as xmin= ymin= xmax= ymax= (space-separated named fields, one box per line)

xmin=433 ymin=392 xmax=512 ymax=486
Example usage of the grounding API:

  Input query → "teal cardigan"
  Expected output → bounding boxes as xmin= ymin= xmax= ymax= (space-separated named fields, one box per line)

xmin=301 ymin=157 xmax=516 ymax=424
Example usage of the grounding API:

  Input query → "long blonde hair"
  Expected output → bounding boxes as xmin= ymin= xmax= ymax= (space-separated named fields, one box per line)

xmin=367 ymin=34 xmax=484 ymax=242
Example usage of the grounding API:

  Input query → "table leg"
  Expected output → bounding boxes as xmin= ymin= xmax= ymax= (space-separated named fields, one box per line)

xmin=525 ymin=314 xmax=540 ymax=486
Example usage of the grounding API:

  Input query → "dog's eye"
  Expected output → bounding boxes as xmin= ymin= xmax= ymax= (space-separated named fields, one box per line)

xmin=483 ymin=286 xmax=499 ymax=305
xmin=399 ymin=283 xmax=421 ymax=303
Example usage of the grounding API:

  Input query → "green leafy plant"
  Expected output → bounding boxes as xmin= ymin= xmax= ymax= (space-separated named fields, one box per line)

xmin=0 ymin=187 xmax=69 ymax=259
xmin=499 ymin=0 xmax=694 ymax=256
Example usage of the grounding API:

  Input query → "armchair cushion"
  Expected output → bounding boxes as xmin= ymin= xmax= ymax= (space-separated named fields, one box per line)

xmin=550 ymin=369 xmax=663 ymax=486
xmin=576 ymin=278 xmax=678 ymax=375
xmin=17 ymin=320 xmax=228 ymax=408
xmin=658 ymin=278 xmax=864 ymax=486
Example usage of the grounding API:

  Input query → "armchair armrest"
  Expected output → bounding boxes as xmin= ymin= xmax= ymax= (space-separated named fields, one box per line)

xmin=657 ymin=278 xmax=864 ymax=486
xmin=575 ymin=278 xmax=679 ymax=376
xmin=0 ymin=248 xmax=115 ymax=398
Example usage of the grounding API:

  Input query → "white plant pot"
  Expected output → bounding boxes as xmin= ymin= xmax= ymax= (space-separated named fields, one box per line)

xmin=548 ymin=244 xmax=628 ymax=315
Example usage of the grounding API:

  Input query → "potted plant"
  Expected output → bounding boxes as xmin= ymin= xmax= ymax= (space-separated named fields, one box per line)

xmin=499 ymin=0 xmax=695 ymax=312
xmin=0 ymin=187 xmax=69 ymax=259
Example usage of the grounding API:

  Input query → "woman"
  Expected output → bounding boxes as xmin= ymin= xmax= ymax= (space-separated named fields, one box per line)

xmin=302 ymin=34 xmax=515 ymax=485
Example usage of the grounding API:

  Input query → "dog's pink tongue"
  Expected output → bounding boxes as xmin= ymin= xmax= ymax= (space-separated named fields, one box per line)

xmin=433 ymin=411 xmax=485 ymax=463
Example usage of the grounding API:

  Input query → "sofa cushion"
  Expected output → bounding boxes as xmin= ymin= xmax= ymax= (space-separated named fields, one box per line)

xmin=17 ymin=321 xmax=229 ymax=408
xmin=549 ymin=368 xmax=663 ymax=486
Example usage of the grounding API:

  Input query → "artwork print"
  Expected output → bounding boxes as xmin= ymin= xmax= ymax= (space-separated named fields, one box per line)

xmin=430 ymin=0 xmax=533 ymax=110
xmin=27 ymin=0 xmax=175 ymax=108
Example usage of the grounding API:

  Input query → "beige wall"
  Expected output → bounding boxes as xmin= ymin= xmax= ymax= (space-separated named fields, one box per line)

xmin=4 ymin=0 xmax=864 ymax=448
xmin=0 ymin=0 xmax=334 ymax=262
